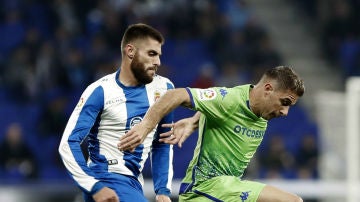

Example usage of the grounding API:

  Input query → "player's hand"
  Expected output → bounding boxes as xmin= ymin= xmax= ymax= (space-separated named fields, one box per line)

xmin=159 ymin=116 xmax=198 ymax=148
xmin=156 ymin=194 xmax=171 ymax=202
xmin=93 ymin=187 xmax=119 ymax=202
xmin=118 ymin=123 xmax=148 ymax=152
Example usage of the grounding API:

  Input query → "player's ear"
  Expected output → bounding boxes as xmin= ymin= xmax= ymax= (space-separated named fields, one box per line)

xmin=126 ymin=44 xmax=135 ymax=59
xmin=263 ymin=83 xmax=274 ymax=97
xmin=264 ymin=83 xmax=273 ymax=91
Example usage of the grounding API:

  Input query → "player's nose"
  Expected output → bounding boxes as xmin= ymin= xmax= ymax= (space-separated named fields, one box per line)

xmin=279 ymin=106 xmax=289 ymax=116
xmin=153 ymin=56 xmax=161 ymax=67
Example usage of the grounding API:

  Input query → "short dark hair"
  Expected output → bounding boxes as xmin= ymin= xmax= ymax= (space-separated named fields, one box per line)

xmin=121 ymin=23 xmax=164 ymax=53
xmin=263 ymin=66 xmax=305 ymax=97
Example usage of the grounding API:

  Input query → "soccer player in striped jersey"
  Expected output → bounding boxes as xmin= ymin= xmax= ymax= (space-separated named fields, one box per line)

xmin=59 ymin=23 xmax=175 ymax=202
xmin=120 ymin=66 xmax=305 ymax=202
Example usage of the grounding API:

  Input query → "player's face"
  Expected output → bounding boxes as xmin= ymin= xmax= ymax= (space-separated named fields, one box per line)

xmin=261 ymin=89 xmax=298 ymax=120
xmin=130 ymin=38 xmax=162 ymax=84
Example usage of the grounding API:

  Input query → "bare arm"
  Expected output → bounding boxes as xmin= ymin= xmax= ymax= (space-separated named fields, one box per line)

xmin=118 ymin=88 xmax=191 ymax=151
xmin=139 ymin=88 xmax=192 ymax=131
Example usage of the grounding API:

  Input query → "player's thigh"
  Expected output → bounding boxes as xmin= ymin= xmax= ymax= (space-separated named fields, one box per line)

xmin=179 ymin=192 xmax=214 ymax=202
xmin=257 ymin=184 xmax=303 ymax=202
xmin=83 ymin=173 xmax=148 ymax=202
xmin=180 ymin=176 xmax=265 ymax=202
xmin=108 ymin=174 xmax=148 ymax=202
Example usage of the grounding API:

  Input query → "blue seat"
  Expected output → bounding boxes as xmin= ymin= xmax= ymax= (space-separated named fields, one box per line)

xmin=162 ymin=39 xmax=213 ymax=87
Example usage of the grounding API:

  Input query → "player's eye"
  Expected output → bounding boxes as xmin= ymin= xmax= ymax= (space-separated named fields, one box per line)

xmin=281 ymin=99 xmax=291 ymax=106
xmin=148 ymin=51 xmax=158 ymax=57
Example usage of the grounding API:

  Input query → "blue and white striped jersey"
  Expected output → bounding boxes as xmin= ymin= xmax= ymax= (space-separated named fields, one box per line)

xmin=59 ymin=70 xmax=174 ymax=196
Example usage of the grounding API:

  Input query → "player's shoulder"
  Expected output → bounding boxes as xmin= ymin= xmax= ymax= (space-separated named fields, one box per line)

xmin=83 ymin=72 xmax=116 ymax=93
xmin=230 ymin=84 xmax=251 ymax=92
xmin=89 ymin=72 xmax=116 ymax=87
xmin=96 ymin=72 xmax=117 ymax=84
xmin=151 ymin=74 xmax=175 ymax=88
xmin=210 ymin=84 xmax=250 ymax=100
xmin=153 ymin=74 xmax=172 ymax=82
xmin=210 ymin=85 xmax=245 ymax=94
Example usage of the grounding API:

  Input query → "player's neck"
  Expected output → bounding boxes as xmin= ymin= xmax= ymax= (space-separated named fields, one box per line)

xmin=119 ymin=65 xmax=140 ymax=86
xmin=249 ymin=85 xmax=260 ymax=117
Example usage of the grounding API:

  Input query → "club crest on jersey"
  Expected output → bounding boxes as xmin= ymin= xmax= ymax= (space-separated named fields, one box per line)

xmin=154 ymin=90 xmax=161 ymax=102
xmin=197 ymin=89 xmax=217 ymax=100
xmin=130 ymin=117 xmax=142 ymax=128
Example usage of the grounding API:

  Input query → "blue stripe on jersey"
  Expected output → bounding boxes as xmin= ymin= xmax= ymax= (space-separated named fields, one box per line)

xmin=68 ymin=86 xmax=107 ymax=175
xmin=123 ymin=85 xmax=149 ymax=177
xmin=87 ymin=114 xmax=107 ymax=171
xmin=151 ymin=81 xmax=174 ymax=195
xmin=167 ymin=82 xmax=174 ymax=90
xmin=88 ymin=89 xmax=103 ymax=170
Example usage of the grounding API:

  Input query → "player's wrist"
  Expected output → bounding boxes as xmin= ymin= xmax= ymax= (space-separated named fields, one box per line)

xmin=90 ymin=181 xmax=106 ymax=195
xmin=142 ymin=120 xmax=156 ymax=133
xmin=155 ymin=188 xmax=171 ymax=196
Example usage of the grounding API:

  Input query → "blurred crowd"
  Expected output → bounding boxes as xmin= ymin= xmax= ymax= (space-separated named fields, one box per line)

xmin=0 ymin=0 xmax=318 ymax=186
xmin=293 ymin=0 xmax=360 ymax=81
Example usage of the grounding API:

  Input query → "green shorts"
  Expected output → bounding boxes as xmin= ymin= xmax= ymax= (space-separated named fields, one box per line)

xmin=179 ymin=176 xmax=266 ymax=202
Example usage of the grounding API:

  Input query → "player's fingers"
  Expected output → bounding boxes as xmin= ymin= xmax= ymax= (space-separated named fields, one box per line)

xmin=178 ymin=140 xmax=183 ymax=148
xmin=119 ymin=143 xmax=134 ymax=152
xmin=119 ymin=130 xmax=132 ymax=141
xmin=118 ymin=136 xmax=132 ymax=150
xmin=178 ymin=135 xmax=188 ymax=148
xmin=124 ymin=139 xmax=140 ymax=151
xmin=118 ymin=136 xmax=140 ymax=151
xmin=119 ymin=135 xmax=130 ymax=144
xmin=159 ymin=130 xmax=172 ymax=138
xmin=159 ymin=134 xmax=178 ymax=144
xmin=161 ymin=123 xmax=173 ymax=128
xmin=159 ymin=138 xmax=168 ymax=143
xmin=159 ymin=139 xmax=177 ymax=145
xmin=170 ymin=134 xmax=179 ymax=144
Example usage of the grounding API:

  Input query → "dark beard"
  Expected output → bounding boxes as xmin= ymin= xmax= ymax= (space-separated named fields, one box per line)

xmin=130 ymin=55 xmax=154 ymax=84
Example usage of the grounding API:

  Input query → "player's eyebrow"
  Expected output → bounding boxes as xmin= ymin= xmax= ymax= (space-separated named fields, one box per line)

xmin=148 ymin=49 xmax=161 ymax=56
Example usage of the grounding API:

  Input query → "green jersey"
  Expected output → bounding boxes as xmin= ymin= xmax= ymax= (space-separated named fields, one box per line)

xmin=183 ymin=85 xmax=268 ymax=185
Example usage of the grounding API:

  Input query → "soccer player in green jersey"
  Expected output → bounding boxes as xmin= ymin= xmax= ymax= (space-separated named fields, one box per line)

xmin=119 ymin=66 xmax=305 ymax=202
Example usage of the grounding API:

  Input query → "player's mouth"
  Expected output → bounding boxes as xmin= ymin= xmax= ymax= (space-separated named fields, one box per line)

xmin=147 ymin=67 xmax=157 ymax=74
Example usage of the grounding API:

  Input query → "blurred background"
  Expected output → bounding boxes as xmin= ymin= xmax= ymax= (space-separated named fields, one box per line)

xmin=0 ymin=0 xmax=359 ymax=201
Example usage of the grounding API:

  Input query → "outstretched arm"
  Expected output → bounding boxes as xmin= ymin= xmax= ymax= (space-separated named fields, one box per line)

xmin=118 ymin=88 xmax=192 ymax=152
xmin=159 ymin=112 xmax=201 ymax=148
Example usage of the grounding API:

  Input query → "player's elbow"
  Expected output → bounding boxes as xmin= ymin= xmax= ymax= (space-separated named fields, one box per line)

xmin=58 ymin=140 xmax=67 ymax=158
xmin=172 ymin=88 xmax=191 ymax=107
xmin=280 ymin=194 xmax=303 ymax=202
xmin=292 ymin=195 xmax=303 ymax=202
